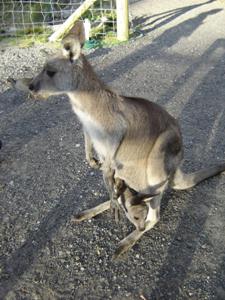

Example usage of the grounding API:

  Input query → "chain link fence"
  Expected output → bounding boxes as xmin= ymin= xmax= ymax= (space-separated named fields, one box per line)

xmin=0 ymin=0 xmax=117 ymax=42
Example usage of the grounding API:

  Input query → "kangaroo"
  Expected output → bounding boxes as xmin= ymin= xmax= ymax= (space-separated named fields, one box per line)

xmin=16 ymin=22 xmax=225 ymax=258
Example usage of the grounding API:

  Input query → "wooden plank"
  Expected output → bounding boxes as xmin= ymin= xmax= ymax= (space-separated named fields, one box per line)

xmin=49 ymin=0 xmax=96 ymax=42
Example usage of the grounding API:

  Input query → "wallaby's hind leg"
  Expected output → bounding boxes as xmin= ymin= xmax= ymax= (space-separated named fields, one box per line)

xmin=72 ymin=200 xmax=110 ymax=223
xmin=146 ymin=129 xmax=183 ymax=195
xmin=171 ymin=163 xmax=225 ymax=190
xmin=113 ymin=194 xmax=161 ymax=259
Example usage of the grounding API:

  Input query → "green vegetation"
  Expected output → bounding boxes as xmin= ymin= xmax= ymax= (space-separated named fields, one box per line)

xmin=0 ymin=26 xmax=52 ymax=48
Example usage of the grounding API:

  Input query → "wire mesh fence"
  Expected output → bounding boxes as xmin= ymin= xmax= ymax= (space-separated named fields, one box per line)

xmin=0 ymin=0 xmax=117 ymax=42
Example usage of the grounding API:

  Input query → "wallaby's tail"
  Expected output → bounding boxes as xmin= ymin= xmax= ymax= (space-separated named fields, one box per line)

xmin=171 ymin=163 xmax=225 ymax=190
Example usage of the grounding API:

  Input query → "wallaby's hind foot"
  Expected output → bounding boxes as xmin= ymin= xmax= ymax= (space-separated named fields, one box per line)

xmin=171 ymin=163 xmax=225 ymax=190
xmin=71 ymin=200 xmax=110 ymax=223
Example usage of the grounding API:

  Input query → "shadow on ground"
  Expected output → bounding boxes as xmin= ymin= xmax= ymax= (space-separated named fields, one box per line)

xmin=132 ymin=0 xmax=216 ymax=34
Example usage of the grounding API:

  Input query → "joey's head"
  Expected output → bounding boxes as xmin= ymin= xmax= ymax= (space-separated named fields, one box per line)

xmin=28 ymin=38 xmax=83 ymax=98
xmin=124 ymin=197 xmax=149 ymax=232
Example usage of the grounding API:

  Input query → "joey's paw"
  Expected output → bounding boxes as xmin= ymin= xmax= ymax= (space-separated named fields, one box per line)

xmin=113 ymin=242 xmax=130 ymax=260
xmin=71 ymin=212 xmax=86 ymax=223
xmin=88 ymin=157 xmax=102 ymax=169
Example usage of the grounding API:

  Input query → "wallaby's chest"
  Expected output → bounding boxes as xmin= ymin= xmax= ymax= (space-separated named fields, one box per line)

xmin=75 ymin=108 xmax=112 ymax=159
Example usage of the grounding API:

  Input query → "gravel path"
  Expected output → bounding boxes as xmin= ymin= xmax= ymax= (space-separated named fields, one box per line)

xmin=0 ymin=0 xmax=225 ymax=299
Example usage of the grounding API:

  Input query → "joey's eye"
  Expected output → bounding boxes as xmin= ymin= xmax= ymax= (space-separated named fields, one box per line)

xmin=46 ymin=70 xmax=56 ymax=77
xmin=134 ymin=216 xmax=139 ymax=220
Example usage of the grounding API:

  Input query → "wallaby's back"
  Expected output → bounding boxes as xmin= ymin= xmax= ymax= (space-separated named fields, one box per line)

xmin=114 ymin=96 xmax=183 ymax=193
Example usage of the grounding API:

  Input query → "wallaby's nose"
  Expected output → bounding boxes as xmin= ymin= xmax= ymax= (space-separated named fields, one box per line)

xmin=29 ymin=81 xmax=40 ymax=92
xmin=29 ymin=83 xmax=34 ymax=91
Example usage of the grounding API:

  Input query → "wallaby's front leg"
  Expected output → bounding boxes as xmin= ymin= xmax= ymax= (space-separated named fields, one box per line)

xmin=102 ymin=167 xmax=122 ymax=223
xmin=84 ymin=131 xmax=102 ymax=169
xmin=72 ymin=200 xmax=110 ymax=223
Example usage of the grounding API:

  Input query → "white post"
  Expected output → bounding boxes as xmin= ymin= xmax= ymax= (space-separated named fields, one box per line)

xmin=116 ymin=0 xmax=129 ymax=41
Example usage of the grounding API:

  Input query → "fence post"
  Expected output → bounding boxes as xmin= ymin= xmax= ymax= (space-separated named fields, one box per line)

xmin=116 ymin=0 xmax=129 ymax=41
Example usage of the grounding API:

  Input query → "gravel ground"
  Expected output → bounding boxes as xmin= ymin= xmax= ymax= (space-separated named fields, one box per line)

xmin=1 ymin=0 xmax=225 ymax=299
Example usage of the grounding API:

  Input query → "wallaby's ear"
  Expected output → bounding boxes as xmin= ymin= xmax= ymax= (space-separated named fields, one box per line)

xmin=67 ymin=20 xmax=86 ymax=47
xmin=62 ymin=38 xmax=81 ymax=62
xmin=61 ymin=20 xmax=86 ymax=62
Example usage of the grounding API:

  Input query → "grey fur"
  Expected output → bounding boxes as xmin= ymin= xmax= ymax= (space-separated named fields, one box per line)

xmin=15 ymin=23 xmax=225 ymax=258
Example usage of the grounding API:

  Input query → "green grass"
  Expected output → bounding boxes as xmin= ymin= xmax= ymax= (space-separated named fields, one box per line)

xmin=0 ymin=25 xmax=54 ymax=47
xmin=1 ymin=33 xmax=49 ymax=48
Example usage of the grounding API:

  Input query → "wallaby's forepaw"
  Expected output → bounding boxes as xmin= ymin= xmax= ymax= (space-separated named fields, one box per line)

xmin=88 ymin=157 xmax=102 ymax=169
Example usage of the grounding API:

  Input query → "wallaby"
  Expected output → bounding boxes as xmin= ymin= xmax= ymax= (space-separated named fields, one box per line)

xmin=15 ymin=22 xmax=225 ymax=258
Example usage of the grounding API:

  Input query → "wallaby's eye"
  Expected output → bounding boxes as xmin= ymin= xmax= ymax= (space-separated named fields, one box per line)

xmin=134 ymin=216 xmax=139 ymax=220
xmin=46 ymin=70 xmax=56 ymax=77
xmin=64 ymin=44 xmax=70 ymax=51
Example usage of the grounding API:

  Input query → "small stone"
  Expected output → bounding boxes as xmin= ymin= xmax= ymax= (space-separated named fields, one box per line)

xmin=9 ymin=180 xmax=14 ymax=186
xmin=186 ymin=242 xmax=193 ymax=248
